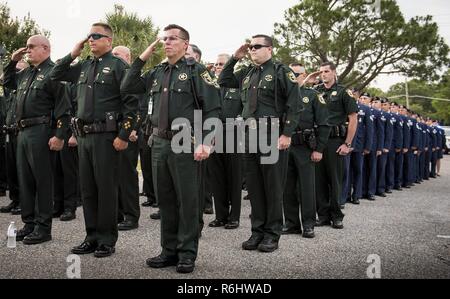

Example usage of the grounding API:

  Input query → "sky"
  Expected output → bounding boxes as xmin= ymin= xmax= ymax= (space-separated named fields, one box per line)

xmin=6 ymin=0 xmax=450 ymax=91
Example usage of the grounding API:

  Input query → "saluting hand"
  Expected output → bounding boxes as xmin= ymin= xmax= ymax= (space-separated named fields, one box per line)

xmin=113 ymin=137 xmax=129 ymax=152
xmin=49 ymin=137 xmax=65 ymax=152
xmin=302 ymin=71 xmax=322 ymax=86
xmin=139 ymin=38 xmax=161 ymax=62
xmin=71 ymin=38 xmax=88 ymax=59
xmin=234 ymin=44 xmax=250 ymax=60
xmin=11 ymin=47 xmax=28 ymax=62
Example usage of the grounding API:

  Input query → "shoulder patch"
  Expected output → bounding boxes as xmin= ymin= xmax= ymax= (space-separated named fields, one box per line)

xmin=287 ymin=72 xmax=297 ymax=83
xmin=201 ymin=71 xmax=219 ymax=88
xmin=318 ymin=94 xmax=326 ymax=105
xmin=347 ymin=89 xmax=353 ymax=98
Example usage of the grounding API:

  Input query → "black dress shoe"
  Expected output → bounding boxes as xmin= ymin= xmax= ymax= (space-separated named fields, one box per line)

xmin=23 ymin=232 xmax=52 ymax=245
xmin=376 ymin=192 xmax=387 ymax=197
xmin=302 ymin=228 xmax=315 ymax=239
xmin=16 ymin=227 xmax=34 ymax=241
xmin=118 ymin=220 xmax=139 ymax=231
xmin=71 ymin=241 xmax=98 ymax=254
xmin=52 ymin=210 xmax=63 ymax=218
xmin=257 ymin=239 xmax=279 ymax=253
xmin=146 ymin=254 xmax=178 ymax=268
xmin=150 ymin=210 xmax=161 ymax=220
xmin=141 ymin=200 xmax=153 ymax=207
xmin=351 ymin=198 xmax=360 ymax=205
xmin=315 ymin=219 xmax=331 ymax=227
xmin=225 ymin=221 xmax=240 ymax=229
xmin=176 ymin=259 xmax=195 ymax=274
xmin=281 ymin=227 xmax=302 ymax=235
xmin=367 ymin=195 xmax=376 ymax=201
xmin=0 ymin=202 xmax=16 ymax=213
xmin=242 ymin=235 xmax=264 ymax=251
xmin=11 ymin=207 xmax=22 ymax=215
xmin=332 ymin=220 xmax=344 ymax=229
xmin=208 ymin=219 xmax=226 ymax=228
xmin=203 ymin=207 xmax=214 ymax=215
xmin=60 ymin=210 xmax=76 ymax=222
xmin=394 ymin=186 xmax=403 ymax=191
xmin=243 ymin=194 xmax=250 ymax=201
xmin=94 ymin=245 xmax=115 ymax=258
xmin=385 ymin=189 xmax=393 ymax=194
xmin=152 ymin=202 xmax=159 ymax=208
xmin=0 ymin=191 xmax=6 ymax=197
xmin=340 ymin=204 xmax=345 ymax=210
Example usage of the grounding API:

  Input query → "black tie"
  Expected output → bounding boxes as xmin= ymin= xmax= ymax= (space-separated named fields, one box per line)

xmin=83 ymin=58 xmax=99 ymax=122
xmin=248 ymin=67 xmax=261 ymax=115
xmin=16 ymin=67 xmax=38 ymax=121
xmin=158 ymin=65 xmax=174 ymax=131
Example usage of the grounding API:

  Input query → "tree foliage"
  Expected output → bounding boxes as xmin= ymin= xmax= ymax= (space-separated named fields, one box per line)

xmin=274 ymin=0 xmax=450 ymax=90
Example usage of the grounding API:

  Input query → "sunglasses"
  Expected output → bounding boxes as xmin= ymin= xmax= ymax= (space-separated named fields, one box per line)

xmin=87 ymin=33 xmax=110 ymax=40
xmin=248 ymin=44 xmax=270 ymax=51
xmin=160 ymin=35 xmax=187 ymax=42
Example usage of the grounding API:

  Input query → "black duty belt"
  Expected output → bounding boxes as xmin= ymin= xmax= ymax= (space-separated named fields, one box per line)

xmin=152 ymin=128 xmax=180 ymax=140
xmin=2 ymin=125 xmax=19 ymax=135
xmin=82 ymin=122 xmax=118 ymax=134
xmin=17 ymin=116 xmax=50 ymax=130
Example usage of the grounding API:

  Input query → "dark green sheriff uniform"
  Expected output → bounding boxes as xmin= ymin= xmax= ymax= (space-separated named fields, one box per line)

xmin=207 ymin=85 xmax=243 ymax=224
xmin=51 ymin=52 xmax=137 ymax=247
xmin=1 ymin=88 xmax=19 ymax=209
xmin=121 ymin=57 xmax=221 ymax=262
xmin=314 ymin=83 xmax=358 ymax=223
xmin=118 ymin=93 xmax=144 ymax=225
xmin=4 ymin=58 xmax=70 ymax=236
xmin=283 ymin=86 xmax=330 ymax=231
xmin=53 ymin=83 xmax=80 ymax=216
xmin=218 ymin=57 xmax=299 ymax=243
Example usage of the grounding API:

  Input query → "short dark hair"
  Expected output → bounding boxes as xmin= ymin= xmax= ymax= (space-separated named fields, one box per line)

xmin=164 ymin=24 xmax=190 ymax=41
xmin=320 ymin=61 xmax=337 ymax=71
xmin=190 ymin=44 xmax=202 ymax=60
xmin=252 ymin=34 xmax=273 ymax=47
xmin=92 ymin=22 xmax=113 ymax=37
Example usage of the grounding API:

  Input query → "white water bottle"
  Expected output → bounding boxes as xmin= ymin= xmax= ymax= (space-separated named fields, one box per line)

xmin=7 ymin=222 xmax=17 ymax=248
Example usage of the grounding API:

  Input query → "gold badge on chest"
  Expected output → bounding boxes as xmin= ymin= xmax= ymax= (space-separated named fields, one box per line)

xmin=179 ymin=73 xmax=188 ymax=81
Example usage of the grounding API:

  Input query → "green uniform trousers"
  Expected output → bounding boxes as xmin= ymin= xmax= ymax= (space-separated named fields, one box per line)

xmin=152 ymin=136 xmax=200 ymax=261
xmin=78 ymin=132 xmax=119 ymax=247
xmin=315 ymin=137 xmax=345 ymax=222
xmin=283 ymin=145 xmax=316 ymax=230
xmin=17 ymin=124 xmax=55 ymax=234
xmin=245 ymin=150 xmax=288 ymax=241
xmin=118 ymin=140 xmax=140 ymax=223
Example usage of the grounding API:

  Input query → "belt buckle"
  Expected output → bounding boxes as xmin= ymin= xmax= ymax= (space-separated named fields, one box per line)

xmin=249 ymin=119 xmax=257 ymax=130
xmin=83 ymin=125 xmax=90 ymax=134
xmin=19 ymin=120 xmax=26 ymax=128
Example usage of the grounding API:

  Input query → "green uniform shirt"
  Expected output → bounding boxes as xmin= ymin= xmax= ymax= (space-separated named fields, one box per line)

xmin=50 ymin=52 xmax=137 ymax=141
xmin=297 ymin=86 xmax=331 ymax=153
xmin=4 ymin=89 xmax=17 ymax=126
xmin=4 ymin=58 xmax=71 ymax=139
xmin=220 ymin=87 xmax=243 ymax=121
xmin=218 ymin=57 xmax=299 ymax=137
xmin=121 ymin=57 xmax=221 ymax=139
xmin=315 ymin=83 xmax=358 ymax=126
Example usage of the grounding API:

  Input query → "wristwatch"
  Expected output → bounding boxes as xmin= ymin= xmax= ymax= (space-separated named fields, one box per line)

xmin=344 ymin=142 xmax=352 ymax=148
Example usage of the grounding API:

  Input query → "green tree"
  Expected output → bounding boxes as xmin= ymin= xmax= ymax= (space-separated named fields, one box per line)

xmin=274 ymin=0 xmax=450 ymax=90
xmin=81 ymin=4 xmax=164 ymax=71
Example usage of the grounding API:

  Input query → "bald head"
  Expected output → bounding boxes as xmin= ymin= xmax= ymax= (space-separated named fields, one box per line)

xmin=112 ymin=46 xmax=131 ymax=64
xmin=26 ymin=35 xmax=51 ymax=66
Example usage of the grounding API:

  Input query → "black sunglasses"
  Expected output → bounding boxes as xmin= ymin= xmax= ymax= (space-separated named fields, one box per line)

xmin=249 ymin=44 xmax=270 ymax=51
xmin=88 ymin=33 xmax=110 ymax=40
